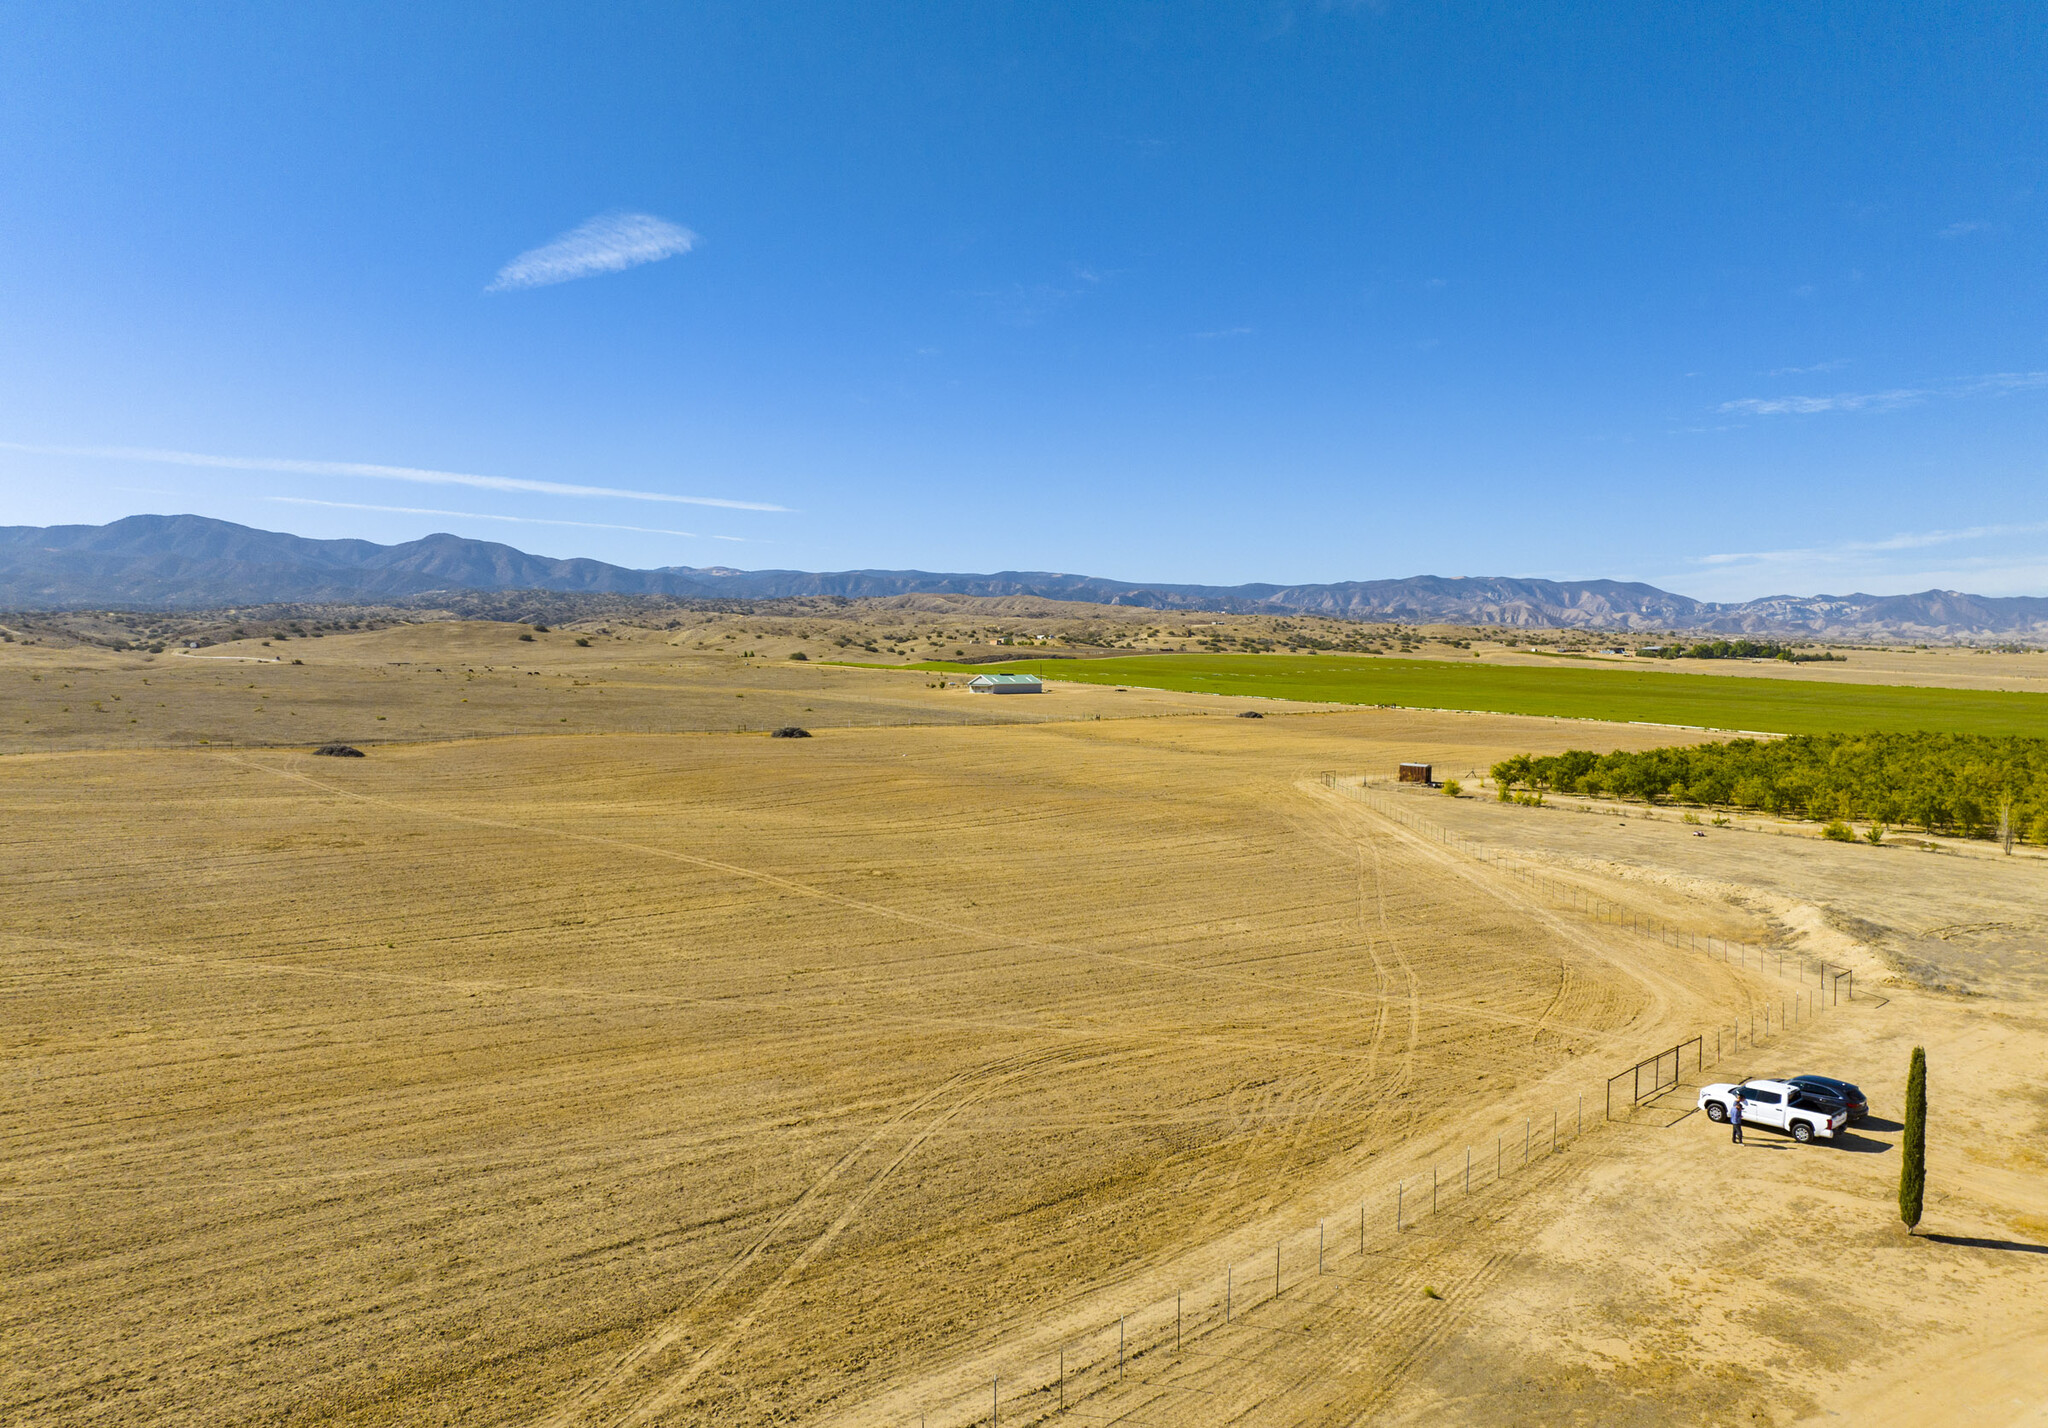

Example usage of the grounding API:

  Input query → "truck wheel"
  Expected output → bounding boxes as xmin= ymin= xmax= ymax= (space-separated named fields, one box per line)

xmin=1705 ymin=1102 xmax=1727 ymax=1123
xmin=1791 ymin=1120 xmax=1813 ymax=1143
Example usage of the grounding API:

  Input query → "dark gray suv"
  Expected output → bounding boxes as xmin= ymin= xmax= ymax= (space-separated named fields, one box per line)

xmin=1785 ymin=1075 xmax=1868 ymax=1122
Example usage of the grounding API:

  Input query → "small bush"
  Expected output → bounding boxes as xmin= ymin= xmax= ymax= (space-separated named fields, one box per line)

xmin=531 ymin=624 xmax=549 ymax=633
xmin=1822 ymin=820 xmax=1855 ymax=841
xmin=1864 ymin=822 xmax=1888 ymax=844
xmin=1442 ymin=779 xmax=1462 ymax=797
xmin=1681 ymin=812 xmax=1702 ymax=825
xmin=788 ymin=651 xmax=808 ymax=660
xmin=575 ymin=637 xmax=590 ymax=647
xmin=519 ymin=633 xmax=535 ymax=642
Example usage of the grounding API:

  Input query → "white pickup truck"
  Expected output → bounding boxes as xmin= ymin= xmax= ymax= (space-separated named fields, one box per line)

xmin=1699 ymin=1078 xmax=1850 ymax=1143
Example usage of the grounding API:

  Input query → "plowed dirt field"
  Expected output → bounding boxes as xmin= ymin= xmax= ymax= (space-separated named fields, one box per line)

xmin=7 ymin=639 xmax=2043 ymax=1426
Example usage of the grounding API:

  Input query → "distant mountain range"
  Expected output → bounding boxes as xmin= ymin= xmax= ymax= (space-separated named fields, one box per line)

xmin=4 ymin=514 xmax=2046 ymax=641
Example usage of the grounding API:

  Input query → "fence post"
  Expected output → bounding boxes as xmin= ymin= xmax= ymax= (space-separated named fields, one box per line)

xmin=1119 ymin=1317 xmax=1125 ymax=1380
xmin=1466 ymin=1147 xmax=1471 ymax=1192
xmin=992 ymin=1375 xmax=998 ymax=1428
xmin=1319 ymin=1220 xmax=1324 ymax=1274
xmin=1177 ymin=1291 xmax=1182 ymax=1355
xmin=1397 ymin=1181 xmax=1403 ymax=1231
xmin=1433 ymin=1165 xmax=1438 ymax=1212
xmin=1226 ymin=1264 xmax=1232 ymax=1323
xmin=1059 ymin=1348 xmax=1064 ymax=1413
xmin=1275 ymin=1242 xmax=1281 ymax=1300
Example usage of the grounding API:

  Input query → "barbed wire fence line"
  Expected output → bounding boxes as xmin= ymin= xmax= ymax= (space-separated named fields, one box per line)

xmin=882 ymin=773 xmax=1858 ymax=1427
xmin=1326 ymin=774 xmax=1862 ymax=1007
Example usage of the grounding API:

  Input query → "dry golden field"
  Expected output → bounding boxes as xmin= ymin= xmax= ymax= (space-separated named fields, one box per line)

xmin=0 ymin=619 xmax=1310 ymax=755
xmin=5 ymin=625 xmax=2044 ymax=1427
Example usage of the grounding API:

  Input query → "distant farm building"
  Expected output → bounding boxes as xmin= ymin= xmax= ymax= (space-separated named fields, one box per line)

xmin=969 ymin=673 xmax=1044 ymax=694
xmin=1397 ymin=762 xmax=1434 ymax=784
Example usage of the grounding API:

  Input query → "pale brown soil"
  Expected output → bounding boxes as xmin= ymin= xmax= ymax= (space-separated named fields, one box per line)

xmin=4 ymin=647 xmax=2043 ymax=1427
xmin=0 ymin=621 xmax=1368 ymax=755
xmin=1358 ymin=785 xmax=2048 ymax=1428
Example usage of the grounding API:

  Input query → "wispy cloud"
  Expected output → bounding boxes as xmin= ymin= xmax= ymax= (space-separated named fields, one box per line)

xmin=1191 ymin=326 xmax=1253 ymax=340
xmin=1695 ymin=518 xmax=2048 ymax=569
xmin=266 ymin=497 xmax=751 ymax=541
xmin=1664 ymin=518 xmax=2048 ymax=600
xmin=1765 ymin=359 xmax=1849 ymax=376
xmin=1719 ymin=388 xmax=1923 ymax=416
xmin=0 ymin=442 xmax=789 ymax=511
xmin=486 ymin=212 xmax=697 ymax=292
xmin=969 ymin=282 xmax=1080 ymax=326
xmin=1717 ymin=370 xmax=2048 ymax=417
xmin=1939 ymin=220 xmax=1994 ymax=238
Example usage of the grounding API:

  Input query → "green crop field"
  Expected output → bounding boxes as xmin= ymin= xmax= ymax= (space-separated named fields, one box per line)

xmin=905 ymin=654 xmax=2048 ymax=738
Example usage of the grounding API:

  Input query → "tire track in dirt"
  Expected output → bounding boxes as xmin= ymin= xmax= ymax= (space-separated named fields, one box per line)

xmin=822 ymin=791 xmax=1664 ymax=1428
xmin=529 ymin=1067 xmax=984 ymax=1428
xmin=1355 ymin=844 xmax=1393 ymax=1082
xmin=1363 ymin=828 xmax=1424 ymax=1108
xmin=1304 ymin=781 xmax=1692 ymax=1052
xmin=226 ymin=756 xmax=1630 ymax=1043
xmin=996 ymin=1137 xmax=1595 ymax=1428
xmin=541 ymin=1046 xmax=1115 ymax=1428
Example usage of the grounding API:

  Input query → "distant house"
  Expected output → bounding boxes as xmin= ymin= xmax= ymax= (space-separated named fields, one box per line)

xmin=969 ymin=673 xmax=1044 ymax=694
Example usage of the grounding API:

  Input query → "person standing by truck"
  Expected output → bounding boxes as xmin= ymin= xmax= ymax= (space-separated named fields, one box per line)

xmin=1729 ymin=1089 xmax=1744 ymax=1144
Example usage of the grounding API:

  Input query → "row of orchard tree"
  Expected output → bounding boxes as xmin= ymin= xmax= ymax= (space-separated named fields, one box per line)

xmin=1638 ymin=639 xmax=1840 ymax=662
xmin=1491 ymin=731 xmax=2048 ymax=844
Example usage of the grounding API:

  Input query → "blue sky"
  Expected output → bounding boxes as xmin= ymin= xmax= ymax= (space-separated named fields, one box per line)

xmin=2 ymin=2 xmax=2044 ymax=601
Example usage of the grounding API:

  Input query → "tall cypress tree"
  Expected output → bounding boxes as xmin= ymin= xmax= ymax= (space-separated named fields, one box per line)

xmin=1898 ymin=1046 xmax=1927 ymax=1230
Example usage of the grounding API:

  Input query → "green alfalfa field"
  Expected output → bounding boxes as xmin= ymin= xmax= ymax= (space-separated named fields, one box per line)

xmin=904 ymin=652 xmax=2048 ymax=737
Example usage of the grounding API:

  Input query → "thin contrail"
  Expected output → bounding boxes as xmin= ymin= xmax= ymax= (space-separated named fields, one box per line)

xmin=0 ymin=441 xmax=791 ymax=512
xmin=267 ymin=496 xmax=752 ymax=541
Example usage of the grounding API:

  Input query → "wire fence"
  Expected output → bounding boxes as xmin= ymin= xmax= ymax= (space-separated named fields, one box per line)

xmin=1325 ymin=774 xmax=1860 ymax=1004
xmin=883 ymin=773 xmax=1864 ymax=1426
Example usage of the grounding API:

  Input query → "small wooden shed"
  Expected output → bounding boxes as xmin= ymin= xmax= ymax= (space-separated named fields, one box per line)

xmin=1397 ymin=762 xmax=1434 ymax=784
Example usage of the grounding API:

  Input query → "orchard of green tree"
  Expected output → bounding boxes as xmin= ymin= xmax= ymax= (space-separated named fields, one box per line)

xmin=1491 ymin=731 xmax=2048 ymax=843
xmin=1638 ymin=639 xmax=1844 ymax=662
